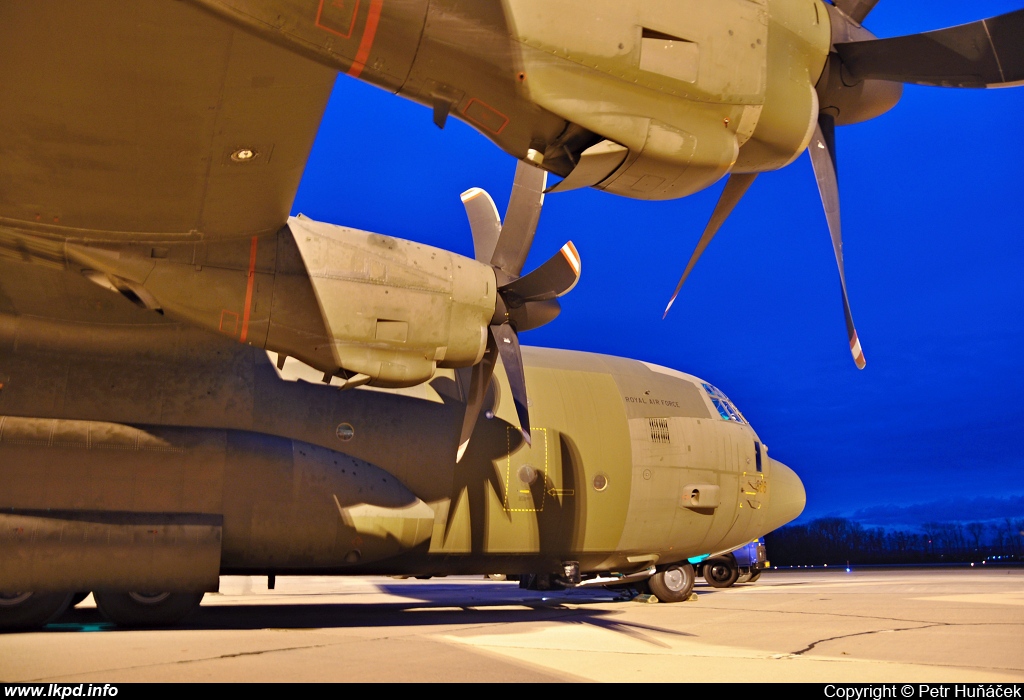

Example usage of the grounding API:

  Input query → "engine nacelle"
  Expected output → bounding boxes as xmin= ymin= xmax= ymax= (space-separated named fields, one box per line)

xmin=593 ymin=117 xmax=739 ymax=201
xmin=68 ymin=218 xmax=497 ymax=389
xmin=287 ymin=216 xmax=496 ymax=387
xmin=509 ymin=0 xmax=831 ymax=196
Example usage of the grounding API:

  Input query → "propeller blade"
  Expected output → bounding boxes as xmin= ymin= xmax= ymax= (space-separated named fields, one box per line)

xmin=831 ymin=0 xmax=881 ymax=24
xmin=664 ymin=173 xmax=757 ymax=318
xmin=836 ymin=9 xmax=1024 ymax=87
xmin=507 ymin=298 xmax=561 ymax=333
xmin=456 ymin=331 xmax=499 ymax=462
xmin=809 ymin=114 xmax=866 ymax=370
xmin=460 ymin=187 xmax=502 ymax=264
xmin=490 ymin=323 xmax=531 ymax=446
xmin=499 ymin=241 xmax=581 ymax=304
xmin=491 ymin=161 xmax=547 ymax=276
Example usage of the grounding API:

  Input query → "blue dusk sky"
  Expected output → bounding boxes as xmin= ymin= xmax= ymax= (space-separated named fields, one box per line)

xmin=292 ymin=1 xmax=1024 ymax=528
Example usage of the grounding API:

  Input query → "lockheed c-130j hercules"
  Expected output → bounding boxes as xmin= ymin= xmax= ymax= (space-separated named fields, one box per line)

xmin=0 ymin=0 xmax=805 ymax=630
xmin=188 ymin=0 xmax=1024 ymax=369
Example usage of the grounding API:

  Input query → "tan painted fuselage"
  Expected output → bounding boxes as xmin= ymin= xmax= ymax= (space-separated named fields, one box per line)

xmin=0 ymin=260 xmax=803 ymax=591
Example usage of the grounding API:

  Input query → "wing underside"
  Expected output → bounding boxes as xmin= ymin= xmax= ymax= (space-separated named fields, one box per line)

xmin=0 ymin=0 xmax=338 ymax=243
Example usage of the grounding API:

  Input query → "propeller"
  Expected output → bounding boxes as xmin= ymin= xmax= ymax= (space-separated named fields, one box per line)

xmin=456 ymin=162 xmax=582 ymax=462
xmin=834 ymin=8 xmax=1024 ymax=89
xmin=663 ymin=173 xmax=757 ymax=320
xmin=808 ymin=112 xmax=865 ymax=369
xmin=665 ymin=3 xmax=1024 ymax=369
xmin=831 ymin=0 xmax=881 ymax=24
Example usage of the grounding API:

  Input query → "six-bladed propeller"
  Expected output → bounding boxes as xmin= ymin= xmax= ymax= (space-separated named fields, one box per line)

xmin=665 ymin=2 xmax=1024 ymax=370
xmin=456 ymin=162 xmax=581 ymax=462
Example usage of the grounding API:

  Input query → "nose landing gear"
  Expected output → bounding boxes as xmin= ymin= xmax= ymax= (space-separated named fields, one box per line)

xmin=703 ymin=557 xmax=740 ymax=588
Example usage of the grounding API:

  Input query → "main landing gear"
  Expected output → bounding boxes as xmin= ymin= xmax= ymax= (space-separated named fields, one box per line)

xmin=0 ymin=592 xmax=74 ymax=631
xmin=0 ymin=590 xmax=205 ymax=630
xmin=645 ymin=563 xmax=696 ymax=603
xmin=93 ymin=591 xmax=205 ymax=627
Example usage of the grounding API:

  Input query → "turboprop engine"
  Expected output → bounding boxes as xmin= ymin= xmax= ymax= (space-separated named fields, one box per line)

xmin=62 ymin=165 xmax=578 ymax=402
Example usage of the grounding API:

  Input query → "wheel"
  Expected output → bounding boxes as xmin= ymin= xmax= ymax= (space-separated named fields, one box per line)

xmin=93 ymin=591 xmax=204 ymax=627
xmin=747 ymin=571 xmax=761 ymax=583
xmin=647 ymin=564 xmax=695 ymax=603
xmin=69 ymin=592 xmax=90 ymax=607
xmin=0 ymin=592 xmax=74 ymax=631
xmin=486 ymin=574 xmax=507 ymax=581
xmin=704 ymin=557 xmax=739 ymax=588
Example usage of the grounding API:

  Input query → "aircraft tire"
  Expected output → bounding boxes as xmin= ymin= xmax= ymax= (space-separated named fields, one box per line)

xmin=704 ymin=557 xmax=739 ymax=588
xmin=0 ymin=592 xmax=74 ymax=631
xmin=94 ymin=591 xmax=204 ymax=628
xmin=648 ymin=564 xmax=695 ymax=603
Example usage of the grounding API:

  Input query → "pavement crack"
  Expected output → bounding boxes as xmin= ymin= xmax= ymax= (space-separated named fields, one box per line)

xmin=187 ymin=642 xmax=334 ymax=662
xmin=791 ymin=622 xmax=947 ymax=656
xmin=696 ymin=604 xmax=1023 ymax=628
xmin=28 ymin=642 xmax=339 ymax=681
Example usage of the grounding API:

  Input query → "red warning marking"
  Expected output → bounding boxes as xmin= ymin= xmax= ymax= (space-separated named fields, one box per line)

xmin=316 ymin=0 xmax=360 ymax=39
xmin=347 ymin=0 xmax=384 ymax=79
xmin=239 ymin=236 xmax=258 ymax=343
xmin=219 ymin=310 xmax=239 ymax=335
xmin=462 ymin=98 xmax=510 ymax=135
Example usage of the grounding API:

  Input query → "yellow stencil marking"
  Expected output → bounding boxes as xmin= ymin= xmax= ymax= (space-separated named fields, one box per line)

xmin=503 ymin=427 xmax=549 ymax=513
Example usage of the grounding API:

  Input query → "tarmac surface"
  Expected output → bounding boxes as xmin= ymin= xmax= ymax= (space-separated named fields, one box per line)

xmin=2 ymin=568 xmax=1022 ymax=682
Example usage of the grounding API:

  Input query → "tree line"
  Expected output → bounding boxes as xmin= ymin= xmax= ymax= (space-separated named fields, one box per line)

xmin=763 ymin=517 xmax=1024 ymax=565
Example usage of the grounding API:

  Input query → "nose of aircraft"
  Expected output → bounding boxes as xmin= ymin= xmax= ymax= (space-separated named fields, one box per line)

xmin=765 ymin=458 xmax=806 ymax=531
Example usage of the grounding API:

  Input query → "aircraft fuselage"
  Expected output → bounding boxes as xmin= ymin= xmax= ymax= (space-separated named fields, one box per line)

xmin=0 ymin=295 xmax=803 ymax=590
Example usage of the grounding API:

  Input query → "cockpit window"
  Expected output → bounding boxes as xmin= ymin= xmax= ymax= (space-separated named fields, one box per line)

xmin=701 ymin=383 xmax=746 ymax=424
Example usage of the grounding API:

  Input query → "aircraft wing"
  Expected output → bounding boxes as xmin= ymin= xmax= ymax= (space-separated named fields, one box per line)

xmin=0 ymin=256 xmax=177 ymax=337
xmin=0 ymin=0 xmax=338 ymax=243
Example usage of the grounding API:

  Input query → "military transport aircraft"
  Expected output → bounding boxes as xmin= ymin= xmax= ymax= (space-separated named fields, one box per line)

xmin=186 ymin=0 xmax=1024 ymax=369
xmin=0 ymin=0 xmax=805 ymax=630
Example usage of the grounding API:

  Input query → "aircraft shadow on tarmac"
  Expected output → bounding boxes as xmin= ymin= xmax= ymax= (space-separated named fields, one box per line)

xmin=39 ymin=583 xmax=709 ymax=647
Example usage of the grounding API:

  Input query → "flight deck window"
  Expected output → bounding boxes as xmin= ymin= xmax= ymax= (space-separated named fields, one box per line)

xmin=701 ymin=383 xmax=746 ymax=424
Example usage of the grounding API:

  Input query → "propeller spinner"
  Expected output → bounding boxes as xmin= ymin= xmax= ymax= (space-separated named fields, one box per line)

xmin=456 ymin=162 xmax=581 ymax=462
xmin=665 ymin=2 xmax=1024 ymax=370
